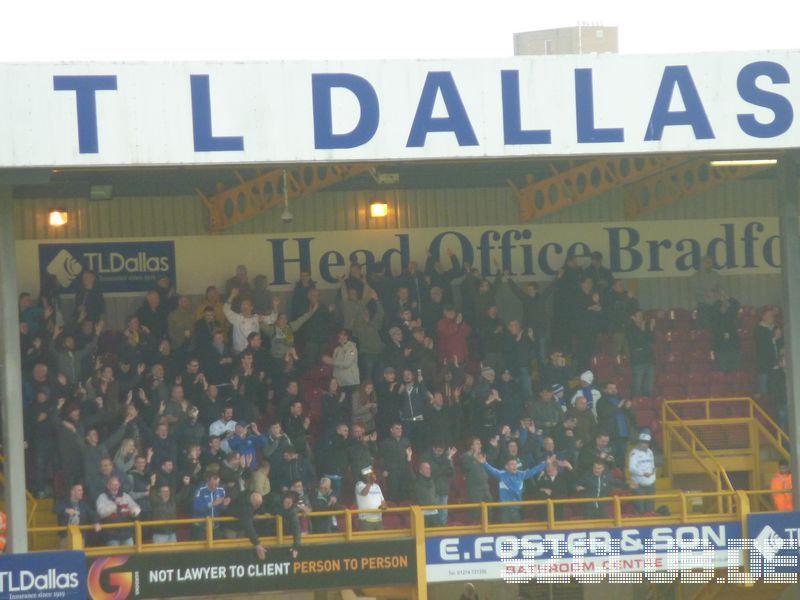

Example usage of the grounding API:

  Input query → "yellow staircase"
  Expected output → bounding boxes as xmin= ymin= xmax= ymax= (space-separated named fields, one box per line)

xmin=660 ymin=398 xmax=789 ymax=511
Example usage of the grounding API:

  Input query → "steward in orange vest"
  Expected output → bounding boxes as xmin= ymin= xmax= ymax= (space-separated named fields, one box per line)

xmin=770 ymin=459 xmax=794 ymax=512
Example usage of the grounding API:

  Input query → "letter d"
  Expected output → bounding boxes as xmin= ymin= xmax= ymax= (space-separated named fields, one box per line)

xmin=312 ymin=74 xmax=379 ymax=149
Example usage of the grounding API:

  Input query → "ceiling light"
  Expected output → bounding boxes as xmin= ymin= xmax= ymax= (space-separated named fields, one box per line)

xmin=709 ymin=159 xmax=778 ymax=167
xmin=370 ymin=201 xmax=388 ymax=218
xmin=48 ymin=208 xmax=68 ymax=227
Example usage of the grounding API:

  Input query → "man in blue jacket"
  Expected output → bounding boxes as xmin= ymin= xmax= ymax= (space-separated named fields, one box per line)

xmin=192 ymin=472 xmax=230 ymax=539
xmin=477 ymin=453 xmax=569 ymax=523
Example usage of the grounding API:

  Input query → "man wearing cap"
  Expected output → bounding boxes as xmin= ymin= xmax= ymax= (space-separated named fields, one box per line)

xmin=770 ymin=459 xmax=793 ymax=512
xmin=628 ymin=431 xmax=656 ymax=513
xmin=570 ymin=370 xmax=601 ymax=416
xmin=355 ymin=466 xmax=387 ymax=530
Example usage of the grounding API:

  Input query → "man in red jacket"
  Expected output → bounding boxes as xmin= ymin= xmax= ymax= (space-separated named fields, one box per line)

xmin=436 ymin=306 xmax=471 ymax=367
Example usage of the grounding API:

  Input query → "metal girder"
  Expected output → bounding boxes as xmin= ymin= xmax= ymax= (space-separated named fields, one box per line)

xmin=512 ymin=156 xmax=685 ymax=222
xmin=199 ymin=163 xmax=371 ymax=233
xmin=623 ymin=159 xmax=774 ymax=219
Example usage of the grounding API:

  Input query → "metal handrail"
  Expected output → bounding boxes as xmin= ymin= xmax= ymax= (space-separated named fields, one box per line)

xmin=28 ymin=488 xmax=750 ymax=555
xmin=662 ymin=402 xmax=736 ymax=499
xmin=662 ymin=396 xmax=790 ymax=449
xmin=0 ymin=456 xmax=39 ymax=527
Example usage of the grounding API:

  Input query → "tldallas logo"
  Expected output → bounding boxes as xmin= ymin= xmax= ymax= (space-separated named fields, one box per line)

xmin=88 ymin=556 xmax=134 ymax=600
xmin=46 ymin=248 xmax=84 ymax=288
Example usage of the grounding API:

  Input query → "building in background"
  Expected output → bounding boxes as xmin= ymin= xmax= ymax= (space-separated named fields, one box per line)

xmin=514 ymin=24 xmax=618 ymax=56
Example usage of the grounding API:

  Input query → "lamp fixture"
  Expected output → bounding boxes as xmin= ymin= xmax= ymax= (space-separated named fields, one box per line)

xmin=709 ymin=158 xmax=778 ymax=167
xmin=370 ymin=200 xmax=388 ymax=218
xmin=48 ymin=208 xmax=68 ymax=227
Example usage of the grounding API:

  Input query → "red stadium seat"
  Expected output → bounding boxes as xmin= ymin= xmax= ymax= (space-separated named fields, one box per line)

xmin=667 ymin=308 xmax=693 ymax=325
xmin=595 ymin=334 xmax=613 ymax=353
xmin=688 ymin=349 xmax=713 ymax=364
xmin=665 ymin=330 xmax=690 ymax=343
xmin=708 ymin=371 xmax=727 ymax=385
xmin=596 ymin=368 xmax=617 ymax=384
xmin=686 ymin=372 xmax=707 ymax=386
xmin=708 ymin=383 xmax=730 ymax=397
xmin=654 ymin=330 xmax=669 ymax=344
xmin=635 ymin=409 xmax=656 ymax=428
xmin=656 ymin=372 xmax=686 ymax=387
xmin=686 ymin=385 xmax=709 ymax=398
xmin=661 ymin=363 xmax=683 ymax=375
xmin=592 ymin=354 xmax=616 ymax=369
xmin=688 ymin=362 xmax=712 ymax=375
xmin=675 ymin=404 xmax=705 ymax=419
xmin=661 ymin=386 xmax=686 ymax=400
xmin=668 ymin=342 xmax=690 ymax=358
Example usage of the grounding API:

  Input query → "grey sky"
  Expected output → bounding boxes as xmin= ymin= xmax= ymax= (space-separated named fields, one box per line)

xmin=2 ymin=0 xmax=798 ymax=60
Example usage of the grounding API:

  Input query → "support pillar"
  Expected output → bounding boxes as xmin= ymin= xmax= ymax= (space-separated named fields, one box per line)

xmin=777 ymin=153 xmax=800 ymax=509
xmin=0 ymin=185 xmax=28 ymax=552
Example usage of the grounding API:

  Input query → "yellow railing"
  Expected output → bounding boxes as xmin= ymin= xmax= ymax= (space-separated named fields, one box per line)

xmin=0 ymin=456 xmax=39 ymax=527
xmin=26 ymin=488 xmax=769 ymax=556
xmin=662 ymin=397 xmax=790 ymax=504
xmin=661 ymin=401 xmax=736 ymax=510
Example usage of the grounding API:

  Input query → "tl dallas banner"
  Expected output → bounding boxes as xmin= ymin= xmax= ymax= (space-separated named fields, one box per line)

xmin=86 ymin=542 xmax=415 ymax=599
xmin=23 ymin=217 xmax=780 ymax=296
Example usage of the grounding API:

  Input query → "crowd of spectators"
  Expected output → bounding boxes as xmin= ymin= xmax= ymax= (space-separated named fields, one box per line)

xmin=17 ymin=249 xmax=789 ymax=551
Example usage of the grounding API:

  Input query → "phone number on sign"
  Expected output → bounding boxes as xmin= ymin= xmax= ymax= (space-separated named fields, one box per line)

xmin=501 ymin=539 xmax=799 ymax=584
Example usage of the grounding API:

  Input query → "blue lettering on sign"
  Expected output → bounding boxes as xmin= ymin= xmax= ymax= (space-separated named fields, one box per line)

xmin=407 ymin=72 xmax=479 ymax=147
xmin=606 ymin=227 xmax=642 ymax=273
xmin=268 ymin=238 xmax=314 ymax=285
xmin=575 ymin=69 xmax=624 ymax=143
xmin=190 ymin=75 xmax=245 ymax=152
xmin=38 ymin=242 xmax=176 ymax=294
xmin=312 ymin=73 xmax=380 ymax=149
xmin=501 ymin=70 xmax=551 ymax=145
xmin=53 ymin=75 xmax=118 ymax=154
xmin=425 ymin=522 xmax=740 ymax=565
xmin=0 ymin=550 xmax=87 ymax=599
xmin=737 ymin=61 xmax=794 ymax=138
xmin=645 ymin=66 xmax=715 ymax=141
xmin=428 ymin=231 xmax=475 ymax=267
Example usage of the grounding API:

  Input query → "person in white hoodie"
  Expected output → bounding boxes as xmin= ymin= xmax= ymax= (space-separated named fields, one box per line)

xmin=323 ymin=329 xmax=360 ymax=391
xmin=628 ymin=430 xmax=656 ymax=514
xmin=569 ymin=370 xmax=602 ymax=416
xmin=223 ymin=288 xmax=278 ymax=354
